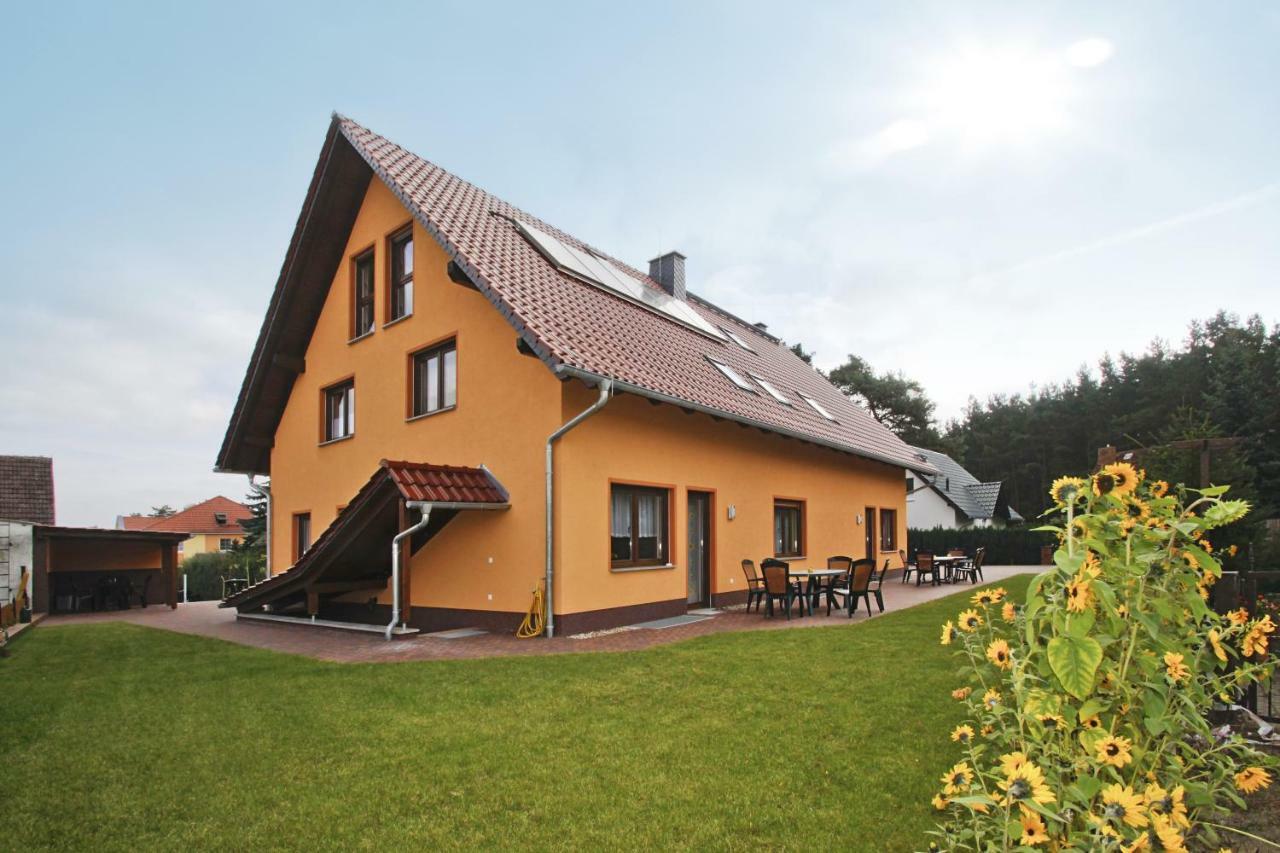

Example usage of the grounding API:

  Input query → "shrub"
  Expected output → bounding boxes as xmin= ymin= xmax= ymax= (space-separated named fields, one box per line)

xmin=908 ymin=526 xmax=1054 ymax=566
xmin=181 ymin=552 xmax=258 ymax=602
xmin=930 ymin=466 xmax=1276 ymax=851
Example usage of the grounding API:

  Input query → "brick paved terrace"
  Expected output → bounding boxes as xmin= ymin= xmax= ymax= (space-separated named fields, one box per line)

xmin=41 ymin=565 xmax=1036 ymax=663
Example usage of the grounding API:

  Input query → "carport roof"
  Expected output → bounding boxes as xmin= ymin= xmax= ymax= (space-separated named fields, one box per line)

xmin=35 ymin=525 xmax=190 ymax=543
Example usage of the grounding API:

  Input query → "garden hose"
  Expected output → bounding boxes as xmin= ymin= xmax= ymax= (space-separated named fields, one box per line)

xmin=516 ymin=582 xmax=545 ymax=639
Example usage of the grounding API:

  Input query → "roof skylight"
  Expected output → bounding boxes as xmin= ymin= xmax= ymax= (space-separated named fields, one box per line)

xmin=799 ymin=392 xmax=837 ymax=422
xmin=514 ymin=219 xmax=726 ymax=341
xmin=707 ymin=358 xmax=756 ymax=393
xmin=751 ymin=375 xmax=791 ymax=405
xmin=722 ymin=327 xmax=755 ymax=352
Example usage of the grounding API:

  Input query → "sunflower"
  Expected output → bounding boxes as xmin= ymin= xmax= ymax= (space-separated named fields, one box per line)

xmin=951 ymin=686 xmax=972 ymax=701
xmin=1100 ymin=783 xmax=1149 ymax=828
xmin=988 ymin=587 xmax=1007 ymax=602
xmin=1144 ymin=783 xmax=1189 ymax=829
xmin=986 ymin=639 xmax=1012 ymax=670
xmin=940 ymin=620 xmax=957 ymax=645
xmin=1164 ymin=651 xmax=1190 ymax=682
xmin=1050 ymin=476 xmax=1089 ymax=505
xmin=980 ymin=724 xmax=994 ymax=736
xmin=1070 ymin=516 xmax=1090 ymax=538
xmin=1001 ymin=601 xmax=1017 ymax=622
xmin=957 ymin=609 xmax=983 ymax=632
xmin=1097 ymin=734 xmax=1134 ymax=769
xmin=950 ymin=724 xmax=974 ymax=744
xmin=931 ymin=792 xmax=950 ymax=810
xmin=1227 ymin=608 xmax=1249 ymax=626
xmin=1099 ymin=669 xmax=1117 ymax=691
xmin=1116 ymin=603 xmax=1131 ymax=619
xmin=1148 ymin=814 xmax=1188 ymax=853
xmin=971 ymin=589 xmax=997 ymax=606
xmin=1103 ymin=462 xmax=1141 ymax=496
xmin=941 ymin=761 xmax=973 ymax=795
xmin=1081 ymin=713 xmax=1103 ymax=731
xmin=1150 ymin=480 xmax=1169 ymax=498
xmin=999 ymin=751 xmax=1029 ymax=776
xmin=1208 ymin=629 xmax=1229 ymax=664
xmin=1036 ymin=712 xmax=1065 ymax=731
xmin=1019 ymin=806 xmax=1051 ymax=846
xmin=999 ymin=760 xmax=1055 ymax=806
xmin=1228 ymin=544 xmax=1239 ymax=557
xmin=1243 ymin=615 xmax=1276 ymax=658
xmin=1124 ymin=498 xmax=1151 ymax=524
xmin=983 ymin=688 xmax=1001 ymax=710
xmin=1066 ymin=573 xmax=1094 ymax=613
xmin=1234 ymin=766 xmax=1272 ymax=794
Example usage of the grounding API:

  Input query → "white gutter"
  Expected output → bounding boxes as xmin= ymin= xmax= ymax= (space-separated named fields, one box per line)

xmin=545 ymin=378 xmax=614 ymax=638
xmin=247 ymin=475 xmax=271 ymax=578
xmin=386 ymin=499 xmax=509 ymax=641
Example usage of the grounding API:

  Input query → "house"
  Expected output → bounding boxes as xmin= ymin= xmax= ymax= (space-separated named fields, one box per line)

xmin=216 ymin=115 xmax=932 ymax=637
xmin=1 ymin=455 xmax=184 ymax=614
xmin=117 ymin=496 xmax=251 ymax=562
xmin=906 ymin=446 xmax=1022 ymax=529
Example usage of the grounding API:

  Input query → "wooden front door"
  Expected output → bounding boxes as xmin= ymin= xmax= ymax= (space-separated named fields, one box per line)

xmin=686 ymin=491 xmax=712 ymax=607
xmin=864 ymin=506 xmax=877 ymax=560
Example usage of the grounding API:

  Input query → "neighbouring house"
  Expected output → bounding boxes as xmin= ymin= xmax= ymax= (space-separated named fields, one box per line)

xmin=1 ymin=455 xmax=185 ymax=614
xmin=117 ymin=496 xmax=251 ymax=562
xmin=906 ymin=446 xmax=1022 ymax=530
xmin=216 ymin=115 xmax=933 ymax=636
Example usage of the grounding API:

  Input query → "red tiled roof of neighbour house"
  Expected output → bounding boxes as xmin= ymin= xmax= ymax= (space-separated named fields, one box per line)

xmin=134 ymin=496 xmax=252 ymax=535
xmin=119 ymin=515 xmax=158 ymax=530
xmin=0 ymin=455 xmax=55 ymax=524
xmin=216 ymin=115 xmax=934 ymax=476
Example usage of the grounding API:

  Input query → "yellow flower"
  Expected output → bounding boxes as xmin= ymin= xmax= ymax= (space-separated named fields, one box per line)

xmin=1150 ymin=479 xmax=1169 ymax=498
xmin=941 ymin=761 xmax=973 ymax=795
xmin=1116 ymin=603 xmax=1130 ymax=619
xmin=1145 ymin=783 xmax=1189 ymax=829
xmin=986 ymin=639 xmax=1012 ymax=670
xmin=1018 ymin=806 xmax=1050 ymax=846
xmin=1164 ymin=652 xmax=1190 ymax=682
xmin=1202 ymin=539 xmax=1213 ymax=553
xmin=983 ymin=688 xmax=1001 ymax=710
xmin=971 ymin=589 xmax=996 ymax=606
xmin=1243 ymin=615 xmax=1276 ymax=658
xmin=1149 ymin=814 xmax=1187 ymax=852
xmin=950 ymin=724 xmax=974 ymax=744
xmin=940 ymin=620 xmax=956 ymax=645
xmin=1234 ymin=766 xmax=1272 ymax=794
xmin=1050 ymin=476 xmax=1088 ymax=505
xmin=951 ymin=686 xmax=972 ymax=701
xmin=931 ymin=792 xmax=949 ymax=810
xmin=1208 ymin=629 xmax=1228 ymax=664
xmin=1228 ymin=544 xmax=1239 ymax=557
xmin=1096 ymin=462 xmax=1140 ymax=497
xmin=980 ymin=724 xmax=994 ymax=736
xmin=1081 ymin=713 xmax=1102 ymax=730
xmin=1096 ymin=734 xmax=1133 ymax=768
xmin=1101 ymin=783 xmax=1149 ymax=828
xmin=998 ymin=751 xmax=1028 ymax=776
xmin=1227 ymin=608 xmax=1249 ymax=626
xmin=957 ymin=609 xmax=983 ymax=632
xmin=1066 ymin=573 xmax=1094 ymax=613
xmin=1036 ymin=712 xmax=1065 ymax=731
xmin=1001 ymin=601 xmax=1017 ymax=622
xmin=999 ymin=760 xmax=1055 ymax=806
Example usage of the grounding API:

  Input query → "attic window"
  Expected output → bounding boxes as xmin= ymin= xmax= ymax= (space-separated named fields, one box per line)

xmin=513 ymin=218 xmax=726 ymax=341
xmin=721 ymin=327 xmax=755 ymax=352
xmin=213 ymin=512 xmax=228 ymax=525
xmin=798 ymin=392 xmax=837 ymax=422
xmin=707 ymin=358 xmax=756 ymax=393
xmin=751 ymin=375 xmax=790 ymax=405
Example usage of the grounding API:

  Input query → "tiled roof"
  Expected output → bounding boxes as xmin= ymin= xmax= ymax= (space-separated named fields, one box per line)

xmin=125 ymin=496 xmax=252 ymax=535
xmin=216 ymin=116 xmax=932 ymax=474
xmin=0 ymin=455 xmax=55 ymax=524
xmin=384 ymin=461 xmax=509 ymax=504
xmin=908 ymin=446 xmax=1021 ymax=522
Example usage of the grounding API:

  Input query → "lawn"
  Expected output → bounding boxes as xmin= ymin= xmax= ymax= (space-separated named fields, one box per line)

xmin=1 ymin=576 xmax=1031 ymax=851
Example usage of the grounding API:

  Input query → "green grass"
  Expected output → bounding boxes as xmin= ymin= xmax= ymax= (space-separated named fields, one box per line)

xmin=1 ymin=576 xmax=1030 ymax=851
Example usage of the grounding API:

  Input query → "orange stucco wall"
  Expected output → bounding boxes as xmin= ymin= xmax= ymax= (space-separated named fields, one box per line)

xmin=267 ymin=177 xmax=908 ymax=622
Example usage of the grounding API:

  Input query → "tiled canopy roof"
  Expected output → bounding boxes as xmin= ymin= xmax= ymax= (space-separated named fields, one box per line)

xmin=216 ymin=115 xmax=931 ymax=474
xmin=385 ymin=461 xmax=509 ymax=504
xmin=122 ymin=496 xmax=252 ymax=535
xmin=908 ymin=446 xmax=1022 ymax=522
xmin=0 ymin=455 xmax=55 ymax=525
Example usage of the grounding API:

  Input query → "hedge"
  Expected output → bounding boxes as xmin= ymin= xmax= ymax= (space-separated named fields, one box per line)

xmin=905 ymin=525 xmax=1054 ymax=565
xmin=181 ymin=552 xmax=260 ymax=602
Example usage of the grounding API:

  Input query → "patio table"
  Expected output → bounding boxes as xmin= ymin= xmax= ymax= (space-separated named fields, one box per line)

xmin=931 ymin=555 xmax=968 ymax=583
xmin=787 ymin=568 xmax=845 ymax=614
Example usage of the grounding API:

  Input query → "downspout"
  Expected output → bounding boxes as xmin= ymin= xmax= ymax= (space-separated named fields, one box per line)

xmin=545 ymin=378 xmax=614 ymax=638
xmin=247 ymin=475 xmax=271 ymax=578
xmin=387 ymin=500 xmax=433 ymax=641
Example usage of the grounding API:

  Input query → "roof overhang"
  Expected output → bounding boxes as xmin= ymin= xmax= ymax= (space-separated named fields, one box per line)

xmin=34 ymin=525 xmax=189 ymax=544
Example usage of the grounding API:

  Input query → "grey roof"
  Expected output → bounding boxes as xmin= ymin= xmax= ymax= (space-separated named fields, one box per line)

xmin=908 ymin=446 xmax=1022 ymax=522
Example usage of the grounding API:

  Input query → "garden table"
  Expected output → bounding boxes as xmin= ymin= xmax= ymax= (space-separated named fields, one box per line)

xmin=788 ymin=568 xmax=845 ymax=614
xmin=932 ymin=555 xmax=968 ymax=583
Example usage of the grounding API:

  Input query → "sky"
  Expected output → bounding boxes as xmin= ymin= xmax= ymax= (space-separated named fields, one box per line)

xmin=1 ymin=1 xmax=1277 ymax=526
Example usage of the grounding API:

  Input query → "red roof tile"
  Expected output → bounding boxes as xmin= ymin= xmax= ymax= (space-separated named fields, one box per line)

xmin=0 ymin=455 xmax=55 ymax=524
xmin=383 ymin=461 xmax=510 ymax=505
xmin=130 ymin=496 xmax=252 ymax=535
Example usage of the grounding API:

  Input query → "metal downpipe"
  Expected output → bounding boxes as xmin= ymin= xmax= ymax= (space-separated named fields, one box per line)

xmin=545 ymin=378 xmax=613 ymax=638
xmin=387 ymin=501 xmax=433 ymax=641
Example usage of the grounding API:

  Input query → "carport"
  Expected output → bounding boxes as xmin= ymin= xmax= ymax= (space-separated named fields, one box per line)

xmin=31 ymin=525 xmax=187 ymax=614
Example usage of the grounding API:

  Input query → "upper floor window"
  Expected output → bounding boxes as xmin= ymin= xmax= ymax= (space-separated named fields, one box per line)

xmin=610 ymin=484 xmax=669 ymax=568
xmin=388 ymin=229 xmax=413 ymax=322
xmin=219 ymin=538 xmax=235 ymax=552
xmin=324 ymin=380 xmax=355 ymax=441
xmin=352 ymin=250 xmax=375 ymax=339
xmin=411 ymin=339 xmax=457 ymax=418
xmin=774 ymin=499 xmax=805 ymax=558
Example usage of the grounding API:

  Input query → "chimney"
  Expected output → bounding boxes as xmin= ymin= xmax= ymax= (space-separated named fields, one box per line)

xmin=648 ymin=251 xmax=686 ymax=300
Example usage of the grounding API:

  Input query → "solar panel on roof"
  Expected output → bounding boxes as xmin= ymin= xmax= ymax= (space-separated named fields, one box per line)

xmin=514 ymin=219 xmax=726 ymax=341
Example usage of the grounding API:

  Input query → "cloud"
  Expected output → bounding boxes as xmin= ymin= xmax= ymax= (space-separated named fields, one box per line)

xmin=1064 ymin=37 xmax=1115 ymax=69
xmin=828 ymin=118 xmax=931 ymax=172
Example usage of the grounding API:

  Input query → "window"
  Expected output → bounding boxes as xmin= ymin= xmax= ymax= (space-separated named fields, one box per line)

xmin=798 ymin=392 xmax=837 ymax=422
xmin=610 ymin=484 xmax=670 ymax=567
xmin=351 ymin=250 xmax=375 ymax=338
xmin=219 ymin=538 xmax=234 ymax=552
xmin=323 ymin=380 xmax=355 ymax=441
xmin=879 ymin=508 xmax=897 ymax=552
xmin=411 ymin=340 xmax=457 ymax=417
xmin=721 ymin=327 xmax=755 ymax=352
xmin=177 ymin=540 xmax=184 ymax=553
xmin=751 ymin=374 xmax=791 ymax=405
xmin=774 ymin=500 xmax=804 ymax=558
xmin=293 ymin=513 xmax=312 ymax=560
xmin=388 ymin=229 xmax=413 ymax=322
xmin=213 ymin=511 xmax=228 ymax=525
xmin=707 ymin=357 xmax=756 ymax=392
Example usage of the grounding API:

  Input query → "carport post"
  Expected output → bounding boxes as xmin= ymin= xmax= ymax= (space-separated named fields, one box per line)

xmin=164 ymin=543 xmax=178 ymax=609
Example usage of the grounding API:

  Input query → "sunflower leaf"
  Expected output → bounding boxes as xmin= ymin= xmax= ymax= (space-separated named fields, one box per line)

xmin=1047 ymin=635 xmax=1102 ymax=700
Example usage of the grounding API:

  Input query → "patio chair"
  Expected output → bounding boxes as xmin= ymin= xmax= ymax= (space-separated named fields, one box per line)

xmin=913 ymin=552 xmax=939 ymax=586
xmin=819 ymin=556 xmax=854 ymax=611
xmin=952 ymin=551 xmax=980 ymax=585
xmin=899 ymin=549 xmax=917 ymax=584
xmin=55 ymin=577 xmax=95 ymax=613
xmin=868 ymin=556 xmax=896 ymax=612
xmin=761 ymin=561 xmax=803 ymax=620
xmin=973 ymin=547 xmax=987 ymax=583
xmin=740 ymin=559 xmax=766 ymax=613
xmin=828 ymin=558 xmax=875 ymax=617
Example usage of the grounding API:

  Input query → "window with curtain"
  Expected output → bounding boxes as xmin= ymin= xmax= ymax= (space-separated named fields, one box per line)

xmin=774 ymin=499 xmax=804 ymax=557
xmin=610 ymin=484 xmax=669 ymax=567
xmin=388 ymin=229 xmax=413 ymax=321
xmin=323 ymin=380 xmax=355 ymax=441
xmin=352 ymin=250 xmax=375 ymax=338
xmin=411 ymin=339 xmax=457 ymax=417
xmin=879 ymin=508 xmax=897 ymax=552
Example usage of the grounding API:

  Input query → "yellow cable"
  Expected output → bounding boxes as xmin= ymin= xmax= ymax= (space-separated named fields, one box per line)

xmin=516 ymin=582 xmax=545 ymax=639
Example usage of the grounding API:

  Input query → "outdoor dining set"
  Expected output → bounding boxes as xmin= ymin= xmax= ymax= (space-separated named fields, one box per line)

xmin=739 ymin=547 xmax=987 ymax=619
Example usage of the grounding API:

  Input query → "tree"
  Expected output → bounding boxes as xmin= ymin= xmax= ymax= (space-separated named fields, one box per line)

xmin=149 ymin=504 xmax=175 ymax=518
xmin=828 ymin=355 xmax=941 ymax=446
xmin=789 ymin=341 xmax=815 ymax=365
